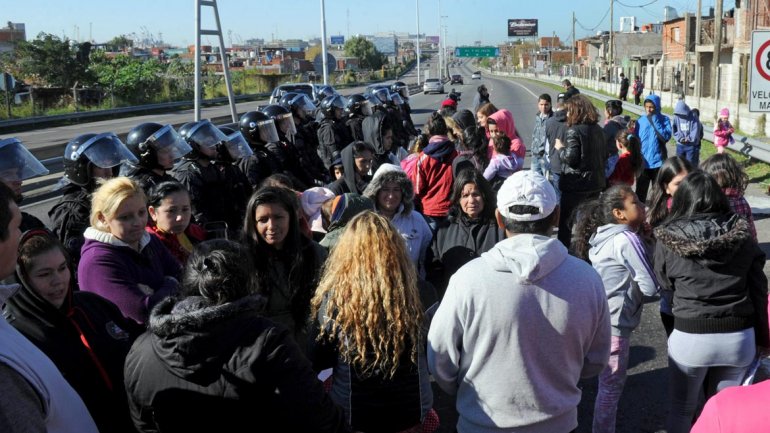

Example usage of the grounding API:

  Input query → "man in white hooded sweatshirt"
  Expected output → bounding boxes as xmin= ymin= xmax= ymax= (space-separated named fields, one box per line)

xmin=428 ymin=171 xmax=611 ymax=433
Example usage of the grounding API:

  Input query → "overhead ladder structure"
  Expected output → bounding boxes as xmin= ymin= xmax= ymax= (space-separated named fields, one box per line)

xmin=194 ymin=0 xmax=237 ymax=123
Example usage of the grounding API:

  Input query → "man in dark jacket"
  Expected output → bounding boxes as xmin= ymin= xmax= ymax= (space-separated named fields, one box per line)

xmin=544 ymin=93 xmax=568 ymax=198
xmin=619 ymin=73 xmax=630 ymax=101
xmin=562 ymin=79 xmax=580 ymax=100
xmin=362 ymin=111 xmax=396 ymax=175
xmin=472 ymin=84 xmax=491 ymax=115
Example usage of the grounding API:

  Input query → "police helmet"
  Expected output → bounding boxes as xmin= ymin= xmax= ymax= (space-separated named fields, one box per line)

xmin=345 ymin=94 xmax=373 ymax=116
xmin=63 ymin=133 xmax=137 ymax=186
xmin=0 ymin=138 xmax=49 ymax=183
xmin=216 ymin=125 xmax=253 ymax=163
xmin=125 ymin=122 xmax=192 ymax=169
xmin=390 ymin=81 xmax=409 ymax=99
xmin=320 ymin=95 xmax=347 ymax=119
xmin=239 ymin=111 xmax=280 ymax=145
xmin=261 ymin=104 xmax=297 ymax=138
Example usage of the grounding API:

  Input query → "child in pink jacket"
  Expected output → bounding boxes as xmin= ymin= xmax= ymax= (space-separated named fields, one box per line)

xmin=713 ymin=107 xmax=734 ymax=154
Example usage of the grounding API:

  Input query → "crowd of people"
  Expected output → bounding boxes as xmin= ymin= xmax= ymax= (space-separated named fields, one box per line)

xmin=0 ymin=76 xmax=767 ymax=433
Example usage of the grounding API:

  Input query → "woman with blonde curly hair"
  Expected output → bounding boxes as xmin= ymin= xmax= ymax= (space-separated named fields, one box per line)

xmin=309 ymin=211 xmax=433 ymax=433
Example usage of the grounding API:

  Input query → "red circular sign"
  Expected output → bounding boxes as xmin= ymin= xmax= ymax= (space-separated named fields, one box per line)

xmin=755 ymin=39 xmax=770 ymax=81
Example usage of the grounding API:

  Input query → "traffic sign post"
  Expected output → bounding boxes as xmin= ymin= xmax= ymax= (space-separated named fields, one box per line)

xmin=454 ymin=46 xmax=499 ymax=58
xmin=750 ymin=31 xmax=770 ymax=112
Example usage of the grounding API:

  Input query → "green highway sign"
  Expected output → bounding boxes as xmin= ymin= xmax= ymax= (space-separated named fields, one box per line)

xmin=454 ymin=46 xmax=500 ymax=57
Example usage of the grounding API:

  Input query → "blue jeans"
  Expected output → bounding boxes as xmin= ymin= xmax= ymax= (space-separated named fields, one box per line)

xmin=530 ymin=153 xmax=548 ymax=177
xmin=549 ymin=172 xmax=561 ymax=200
xmin=676 ymin=142 xmax=701 ymax=168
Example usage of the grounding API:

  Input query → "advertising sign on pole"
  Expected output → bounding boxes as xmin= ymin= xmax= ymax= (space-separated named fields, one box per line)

xmin=508 ymin=19 xmax=538 ymax=37
xmin=330 ymin=35 xmax=344 ymax=45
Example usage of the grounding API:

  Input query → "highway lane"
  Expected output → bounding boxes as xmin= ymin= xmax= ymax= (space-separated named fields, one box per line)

xmin=18 ymin=69 xmax=674 ymax=432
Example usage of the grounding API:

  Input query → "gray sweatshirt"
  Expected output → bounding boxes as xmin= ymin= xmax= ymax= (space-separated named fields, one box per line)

xmin=427 ymin=234 xmax=610 ymax=433
xmin=589 ymin=224 xmax=659 ymax=337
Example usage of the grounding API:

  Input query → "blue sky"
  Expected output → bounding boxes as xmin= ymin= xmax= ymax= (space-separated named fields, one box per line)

xmin=7 ymin=0 xmax=733 ymax=48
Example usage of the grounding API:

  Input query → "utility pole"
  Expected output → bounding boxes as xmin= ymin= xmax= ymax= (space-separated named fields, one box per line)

xmin=320 ymin=0 xmax=329 ymax=85
xmin=712 ymin=0 xmax=723 ymax=99
xmin=695 ymin=0 xmax=702 ymax=97
xmin=609 ymin=0 xmax=614 ymax=76
xmin=438 ymin=0 xmax=442 ymax=80
xmin=570 ymin=11 xmax=577 ymax=76
xmin=416 ymin=0 xmax=421 ymax=85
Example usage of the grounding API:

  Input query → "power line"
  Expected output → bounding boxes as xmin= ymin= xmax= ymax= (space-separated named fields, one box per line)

xmin=615 ymin=0 xmax=660 ymax=7
xmin=576 ymin=7 xmax=611 ymax=32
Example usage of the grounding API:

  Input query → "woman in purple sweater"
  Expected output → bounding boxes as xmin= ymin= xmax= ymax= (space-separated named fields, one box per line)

xmin=78 ymin=176 xmax=181 ymax=325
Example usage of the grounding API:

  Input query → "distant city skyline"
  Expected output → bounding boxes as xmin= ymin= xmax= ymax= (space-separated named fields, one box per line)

xmin=7 ymin=0 xmax=734 ymax=48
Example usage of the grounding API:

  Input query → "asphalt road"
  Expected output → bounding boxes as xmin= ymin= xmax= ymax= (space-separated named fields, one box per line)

xmin=16 ymin=63 xmax=770 ymax=433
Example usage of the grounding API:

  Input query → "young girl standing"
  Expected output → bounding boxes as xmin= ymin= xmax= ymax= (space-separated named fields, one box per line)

xmin=713 ymin=108 xmax=735 ymax=154
xmin=483 ymin=134 xmax=521 ymax=191
xmin=701 ymin=153 xmax=757 ymax=242
xmin=646 ymin=156 xmax=693 ymax=336
xmin=607 ymin=133 xmax=643 ymax=187
xmin=572 ymin=185 xmax=659 ymax=433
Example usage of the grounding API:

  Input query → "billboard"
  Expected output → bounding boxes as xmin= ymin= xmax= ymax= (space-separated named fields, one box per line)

xmin=426 ymin=36 xmax=440 ymax=45
xmin=508 ymin=19 xmax=538 ymax=37
xmin=330 ymin=35 xmax=344 ymax=45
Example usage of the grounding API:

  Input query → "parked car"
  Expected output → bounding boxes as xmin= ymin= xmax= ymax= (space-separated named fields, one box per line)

xmin=423 ymin=78 xmax=444 ymax=95
xmin=471 ymin=71 xmax=482 ymax=80
xmin=269 ymin=83 xmax=315 ymax=104
xmin=450 ymin=74 xmax=463 ymax=85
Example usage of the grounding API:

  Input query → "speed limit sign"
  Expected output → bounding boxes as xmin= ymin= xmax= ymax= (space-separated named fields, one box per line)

xmin=750 ymin=31 xmax=770 ymax=112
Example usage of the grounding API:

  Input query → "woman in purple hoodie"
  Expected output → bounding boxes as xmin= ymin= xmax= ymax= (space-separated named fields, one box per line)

xmin=78 ymin=176 xmax=181 ymax=325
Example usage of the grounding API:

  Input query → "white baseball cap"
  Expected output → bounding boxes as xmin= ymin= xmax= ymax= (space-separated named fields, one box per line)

xmin=496 ymin=171 xmax=558 ymax=222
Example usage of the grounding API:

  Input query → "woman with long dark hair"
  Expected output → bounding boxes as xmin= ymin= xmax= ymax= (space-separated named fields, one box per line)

xmin=429 ymin=169 xmax=503 ymax=296
xmin=242 ymin=186 xmax=326 ymax=348
xmin=654 ymin=171 xmax=768 ymax=433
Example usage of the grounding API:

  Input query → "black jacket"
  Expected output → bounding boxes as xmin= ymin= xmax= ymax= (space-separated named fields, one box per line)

xmin=4 ymin=275 xmax=143 ymax=433
xmin=124 ymin=295 xmax=348 ymax=433
xmin=238 ymin=146 xmax=282 ymax=189
xmin=318 ymin=118 xmax=352 ymax=169
xmin=49 ymin=184 xmax=91 ymax=268
xmin=654 ymin=213 xmax=768 ymax=342
xmin=172 ymin=159 xmax=230 ymax=227
xmin=428 ymin=214 xmax=504 ymax=294
xmin=124 ymin=164 xmax=177 ymax=196
xmin=559 ymin=123 xmax=607 ymax=193
xmin=328 ymin=143 xmax=370 ymax=196
xmin=346 ymin=114 xmax=366 ymax=142
xmin=294 ymin=120 xmax=329 ymax=185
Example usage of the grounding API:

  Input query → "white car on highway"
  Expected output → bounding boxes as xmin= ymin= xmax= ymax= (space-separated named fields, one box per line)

xmin=423 ymin=78 xmax=444 ymax=94
xmin=471 ymin=71 xmax=482 ymax=80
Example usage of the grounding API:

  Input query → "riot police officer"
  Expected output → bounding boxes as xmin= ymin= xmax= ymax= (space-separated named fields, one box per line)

xmin=171 ymin=120 xmax=240 ymax=235
xmin=284 ymin=94 xmax=328 ymax=185
xmin=49 ymin=133 xmax=137 ymax=267
xmin=317 ymin=94 xmax=352 ymax=170
xmin=344 ymin=94 xmax=372 ymax=142
xmin=0 ymin=137 xmax=50 ymax=232
xmin=261 ymin=104 xmax=310 ymax=190
xmin=237 ymin=110 xmax=283 ymax=188
xmin=123 ymin=122 xmax=192 ymax=194
xmin=214 ymin=126 xmax=254 ymax=238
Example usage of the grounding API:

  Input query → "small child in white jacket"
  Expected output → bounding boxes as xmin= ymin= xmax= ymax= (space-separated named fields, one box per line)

xmin=571 ymin=184 xmax=659 ymax=433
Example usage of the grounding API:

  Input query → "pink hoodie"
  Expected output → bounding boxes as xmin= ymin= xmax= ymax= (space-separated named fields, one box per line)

xmin=487 ymin=109 xmax=525 ymax=159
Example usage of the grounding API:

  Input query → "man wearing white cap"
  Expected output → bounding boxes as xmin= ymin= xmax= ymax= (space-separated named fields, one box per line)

xmin=427 ymin=171 xmax=610 ymax=433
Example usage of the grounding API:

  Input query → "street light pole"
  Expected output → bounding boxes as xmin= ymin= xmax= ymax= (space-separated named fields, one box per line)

xmin=320 ymin=0 xmax=329 ymax=85
xmin=416 ymin=0 xmax=421 ymax=85
xmin=437 ymin=0 xmax=442 ymax=80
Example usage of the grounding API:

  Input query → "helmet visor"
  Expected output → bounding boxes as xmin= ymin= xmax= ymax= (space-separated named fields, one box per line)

xmin=275 ymin=112 xmax=297 ymax=136
xmin=67 ymin=133 xmax=139 ymax=168
xmin=291 ymin=94 xmax=316 ymax=117
xmin=360 ymin=100 xmax=373 ymax=116
xmin=186 ymin=120 xmax=229 ymax=149
xmin=374 ymin=88 xmax=390 ymax=104
xmin=398 ymin=86 xmax=409 ymax=98
xmin=222 ymin=131 xmax=254 ymax=159
xmin=147 ymin=124 xmax=193 ymax=159
xmin=0 ymin=138 xmax=49 ymax=181
xmin=390 ymin=93 xmax=405 ymax=106
xmin=257 ymin=119 xmax=280 ymax=143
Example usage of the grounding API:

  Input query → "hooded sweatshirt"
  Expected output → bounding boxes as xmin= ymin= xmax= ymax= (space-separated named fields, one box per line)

xmin=671 ymin=100 xmax=702 ymax=146
xmin=487 ymin=109 xmax=525 ymax=159
xmin=588 ymin=224 xmax=659 ymax=337
xmin=327 ymin=142 xmax=371 ymax=195
xmin=4 ymin=267 xmax=143 ymax=433
xmin=414 ymin=135 xmax=457 ymax=217
xmin=362 ymin=110 xmax=398 ymax=174
xmin=428 ymin=234 xmax=610 ymax=433
xmin=636 ymin=94 xmax=672 ymax=169
xmin=0 ymin=284 xmax=99 ymax=433
xmin=78 ymin=229 xmax=182 ymax=325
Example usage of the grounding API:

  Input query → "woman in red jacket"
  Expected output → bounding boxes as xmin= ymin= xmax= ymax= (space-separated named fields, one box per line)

xmin=412 ymin=112 xmax=457 ymax=232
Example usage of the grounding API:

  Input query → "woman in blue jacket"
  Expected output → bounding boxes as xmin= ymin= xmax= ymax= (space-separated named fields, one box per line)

xmin=635 ymin=94 xmax=672 ymax=203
